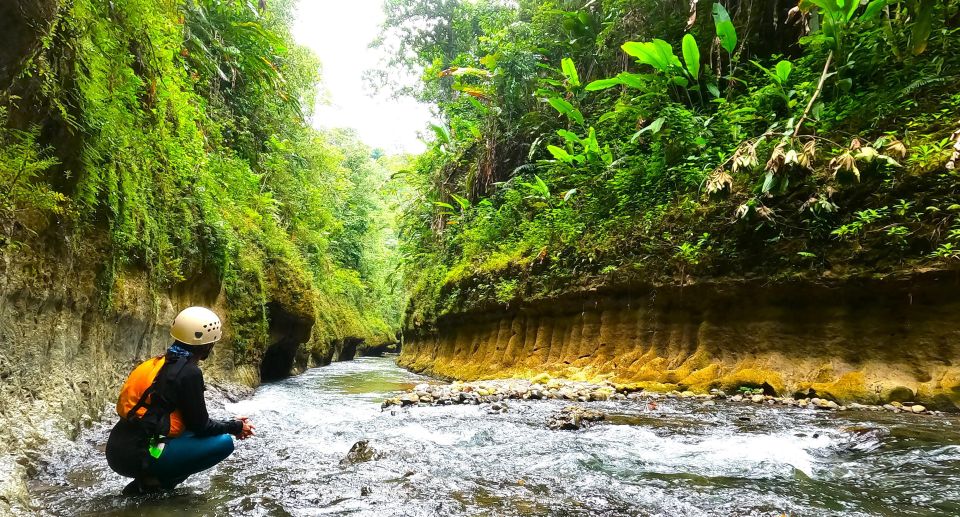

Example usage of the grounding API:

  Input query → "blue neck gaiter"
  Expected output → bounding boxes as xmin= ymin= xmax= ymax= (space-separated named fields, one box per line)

xmin=167 ymin=342 xmax=193 ymax=359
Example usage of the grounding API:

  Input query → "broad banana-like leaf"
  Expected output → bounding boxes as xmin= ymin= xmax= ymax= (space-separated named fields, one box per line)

xmin=712 ymin=3 xmax=738 ymax=54
xmin=585 ymin=127 xmax=600 ymax=154
xmin=682 ymin=33 xmax=701 ymax=79
xmin=450 ymin=194 xmax=471 ymax=210
xmin=860 ymin=0 xmax=888 ymax=20
xmin=622 ymin=39 xmax=682 ymax=72
xmin=561 ymin=58 xmax=580 ymax=87
xmin=585 ymin=78 xmax=622 ymax=91
xmin=430 ymin=124 xmax=452 ymax=146
xmin=633 ymin=117 xmax=666 ymax=141
xmin=909 ymin=0 xmax=936 ymax=55
xmin=547 ymin=145 xmax=574 ymax=163
xmin=617 ymin=72 xmax=653 ymax=89
xmin=547 ymin=97 xmax=585 ymax=125
xmin=556 ymin=129 xmax=580 ymax=144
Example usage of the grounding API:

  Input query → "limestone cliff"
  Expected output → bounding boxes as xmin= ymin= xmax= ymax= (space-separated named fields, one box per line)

xmin=401 ymin=272 xmax=960 ymax=410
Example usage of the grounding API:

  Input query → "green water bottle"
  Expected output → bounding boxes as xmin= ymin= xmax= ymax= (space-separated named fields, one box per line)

xmin=148 ymin=437 xmax=166 ymax=459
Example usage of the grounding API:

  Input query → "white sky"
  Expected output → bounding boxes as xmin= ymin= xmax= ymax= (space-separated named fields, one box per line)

xmin=291 ymin=0 xmax=434 ymax=153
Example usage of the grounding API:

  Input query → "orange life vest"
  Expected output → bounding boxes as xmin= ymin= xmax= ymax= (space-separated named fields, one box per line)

xmin=116 ymin=356 xmax=186 ymax=437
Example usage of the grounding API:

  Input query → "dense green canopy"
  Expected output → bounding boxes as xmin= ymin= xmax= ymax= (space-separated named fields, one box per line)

xmin=378 ymin=0 xmax=960 ymax=326
xmin=0 ymin=0 xmax=405 ymax=361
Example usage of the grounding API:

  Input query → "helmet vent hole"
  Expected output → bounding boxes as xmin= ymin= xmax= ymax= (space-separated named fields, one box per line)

xmin=194 ymin=331 xmax=203 ymax=339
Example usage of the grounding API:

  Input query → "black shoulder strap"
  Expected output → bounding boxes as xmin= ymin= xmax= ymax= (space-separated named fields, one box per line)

xmin=126 ymin=355 xmax=190 ymax=422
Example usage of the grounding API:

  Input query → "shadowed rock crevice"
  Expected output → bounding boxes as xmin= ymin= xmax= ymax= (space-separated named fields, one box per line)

xmin=260 ymin=302 xmax=314 ymax=382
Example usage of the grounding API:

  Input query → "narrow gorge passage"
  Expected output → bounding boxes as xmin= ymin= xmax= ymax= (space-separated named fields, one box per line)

xmin=31 ymin=357 xmax=960 ymax=516
xmin=4 ymin=0 xmax=960 ymax=514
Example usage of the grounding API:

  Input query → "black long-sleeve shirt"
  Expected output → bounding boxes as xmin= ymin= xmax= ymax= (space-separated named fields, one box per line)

xmin=174 ymin=362 xmax=243 ymax=437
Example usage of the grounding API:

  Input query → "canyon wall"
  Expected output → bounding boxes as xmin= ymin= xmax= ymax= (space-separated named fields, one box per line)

xmin=0 ymin=244 xmax=363 ymax=512
xmin=401 ymin=273 xmax=960 ymax=410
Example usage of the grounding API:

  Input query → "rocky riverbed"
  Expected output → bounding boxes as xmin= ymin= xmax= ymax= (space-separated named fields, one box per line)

xmin=382 ymin=376 xmax=946 ymax=416
xmin=28 ymin=357 xmax=960 ymax=516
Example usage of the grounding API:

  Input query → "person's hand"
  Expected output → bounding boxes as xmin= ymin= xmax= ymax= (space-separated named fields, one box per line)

xmin=236 ymin=416 xmax=255 ymax=440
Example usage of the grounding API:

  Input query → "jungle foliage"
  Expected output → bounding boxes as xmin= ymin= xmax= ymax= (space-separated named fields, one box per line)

xmin=0 ymin=0 xmax=405 ymax=364
xmin=378 ymin=0 xmax=960 ymax=326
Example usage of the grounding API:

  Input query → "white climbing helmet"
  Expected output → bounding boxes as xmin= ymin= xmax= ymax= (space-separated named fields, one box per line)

xmin=170 ymin=306 xmax=223 ymax=346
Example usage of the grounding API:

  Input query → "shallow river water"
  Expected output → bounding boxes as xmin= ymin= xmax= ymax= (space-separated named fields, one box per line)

xmin=30 ymin=356 xmax=960 ymax=516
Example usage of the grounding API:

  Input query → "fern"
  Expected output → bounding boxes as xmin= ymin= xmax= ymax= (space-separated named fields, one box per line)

xmin=901 ymin=76 xmax=955 ymax=96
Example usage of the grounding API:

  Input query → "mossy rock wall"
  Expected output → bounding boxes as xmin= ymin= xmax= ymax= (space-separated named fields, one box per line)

xmin=0 ymin=243 xmax=367 ymax=512
xmin=401 ymin=272 xmax=960 ymax=409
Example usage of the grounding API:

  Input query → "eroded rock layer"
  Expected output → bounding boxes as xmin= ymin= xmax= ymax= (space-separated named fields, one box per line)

xmin=401 ymin=273 xmax=960 ymax=410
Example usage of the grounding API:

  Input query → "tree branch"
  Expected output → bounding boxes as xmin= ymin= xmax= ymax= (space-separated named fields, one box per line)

xmin=793 ymin=50 xmax=833 ymax=138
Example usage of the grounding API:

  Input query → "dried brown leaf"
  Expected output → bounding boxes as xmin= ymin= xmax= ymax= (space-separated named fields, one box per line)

xmin=732 ymin=142 xmax=758 ymax=173
xmin=830 ymin=151 xmax=860 ymax=183
xmin=706 ymin=169 xmax=733 ymax=196
xmin=765 ymin=143 xmax=786 ymax=173
xmin=756 ymin=204 xmax=775 ymax=220
xmin=734 ymin=203 xmax=751 ymax=220
xmin=884 ymin=140 xmax=907 ymax=160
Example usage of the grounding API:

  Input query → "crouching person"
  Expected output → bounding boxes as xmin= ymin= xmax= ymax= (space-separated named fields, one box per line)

xmin=106 ymin=307 xmax=255 ymax=494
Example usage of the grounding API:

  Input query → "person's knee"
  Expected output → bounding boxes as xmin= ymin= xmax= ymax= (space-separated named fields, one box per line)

xmin=212 ymin=433 xmax=235 ymax=460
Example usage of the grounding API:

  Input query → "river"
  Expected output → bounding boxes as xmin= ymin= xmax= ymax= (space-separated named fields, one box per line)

xmin=29 ymin=356 xmax=960 ymax=516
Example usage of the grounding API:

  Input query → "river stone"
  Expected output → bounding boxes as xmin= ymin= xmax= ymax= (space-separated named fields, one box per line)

xmin=548 ymin=406 xmax=605 ymax=431
xmin=911 ymin=405 xmax=926 ymax=413
xmin=731 ymin=395 xmax=743 ymax=402
xmin=341 ymin=440 xmax=381 ymax=465
xmin=751 ymin=395 xmax=764 ymax=403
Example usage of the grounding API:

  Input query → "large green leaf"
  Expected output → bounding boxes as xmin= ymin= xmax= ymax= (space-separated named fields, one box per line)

xmin=547 ymin=97 xmax=585 ymax=125
xmin=775 ymin=60 xmax=792 ymax=83
xmin=712 ymin=3 xmax=738 ymax=54
xmin=617 ymin=72 xmax=653 ymax=89
xmin=430 ymin=124 xmax=452 ymax=147
xmin=561 ymin=58 xmax=580 ymax=87
xmin=585 ymin=78 xmax=622 ymax=91
xmin=860 ymin=0 xmax=888 ymax=20
xmin=681 ymin=33 xmax=701 ymax=79
xmin=621 ymin=39 xmax=682 ymax=72
xmin=909 ymin=0 xmax=936 ymax=55
xmin=556 ymin=129 xmax=580 ymax=144
xmin=450 ymin=194 xmax=471 ymax=211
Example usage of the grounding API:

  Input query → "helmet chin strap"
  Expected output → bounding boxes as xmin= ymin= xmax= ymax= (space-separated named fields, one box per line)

xmin=194 ymin=344 xmax=214 ymax=361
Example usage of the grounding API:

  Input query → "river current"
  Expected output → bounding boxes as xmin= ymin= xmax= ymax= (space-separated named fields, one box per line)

xmin=30 ymin=356 xmax=960 ymax=516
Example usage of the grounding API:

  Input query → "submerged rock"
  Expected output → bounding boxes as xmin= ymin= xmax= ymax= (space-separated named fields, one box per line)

xmin=548 ymin=405 xmax=605 ymax=431
xmin=341 ymin=440 xmax=382 ymax=465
